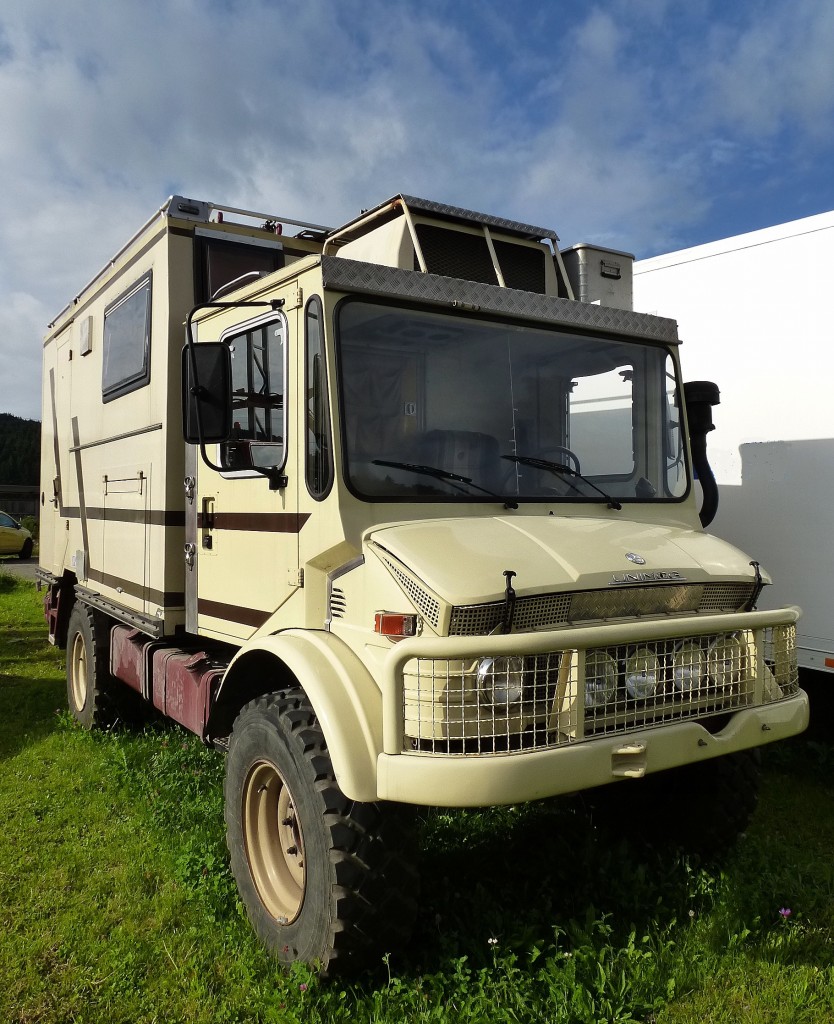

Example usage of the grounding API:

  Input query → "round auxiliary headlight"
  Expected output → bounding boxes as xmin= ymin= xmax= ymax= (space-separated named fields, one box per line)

xmin=673 ymin=640 xmax=705 ymax=694
xmin=625 ymin=646 xmax=660 ymax=699
xmin=585 ymin=651 xmax=618 ymax=709
xmin=477 ymin=655 xmax=525 ymax=707
xmin=707 ymin=632 xmax=746 ymax=687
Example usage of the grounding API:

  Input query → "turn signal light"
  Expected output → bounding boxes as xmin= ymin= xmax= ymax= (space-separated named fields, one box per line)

xmin=374 ymin=612 xmax=418 ymax=637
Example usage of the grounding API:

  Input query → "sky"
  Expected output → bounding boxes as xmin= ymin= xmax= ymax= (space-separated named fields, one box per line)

xmin=2 ymin=0 xmax=834 ymax=421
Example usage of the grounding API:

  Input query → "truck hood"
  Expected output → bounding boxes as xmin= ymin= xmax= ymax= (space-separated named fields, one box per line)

xmin=369 ymin=515 xmax=761 ymax=605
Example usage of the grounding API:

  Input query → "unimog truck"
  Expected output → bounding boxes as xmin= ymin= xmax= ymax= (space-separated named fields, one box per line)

xmin=38 ymin=193 xmax=808 ymax=972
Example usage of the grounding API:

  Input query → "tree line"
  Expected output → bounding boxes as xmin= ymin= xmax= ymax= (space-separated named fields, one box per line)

xmin=0 ymin=413 xmax=40 ymax=486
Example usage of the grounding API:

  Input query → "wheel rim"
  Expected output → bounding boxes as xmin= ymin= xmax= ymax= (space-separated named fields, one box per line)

xmin=69 ymin=631 xmax=88 ymax=712
xmin=243 ymin=759 xmax=305 ymax=924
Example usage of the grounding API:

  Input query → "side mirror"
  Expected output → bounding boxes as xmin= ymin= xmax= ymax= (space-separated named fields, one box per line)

xmin=182 ymin=342 xmax=232 ymax=444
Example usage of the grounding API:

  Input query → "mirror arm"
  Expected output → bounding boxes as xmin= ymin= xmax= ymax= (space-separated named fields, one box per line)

xmin=256 ymin=467 xmax=290 ymax=491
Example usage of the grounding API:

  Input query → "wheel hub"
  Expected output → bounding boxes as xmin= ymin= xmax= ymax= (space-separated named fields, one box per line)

xmin=70 ymin=632 xmax=87 ymax=712
xmin=243 ymin=759 xmax=306 ymax=924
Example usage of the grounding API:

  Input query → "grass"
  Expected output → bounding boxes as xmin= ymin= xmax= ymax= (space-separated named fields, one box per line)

xmin=2 ymin=567 xmax=834 ymax=1022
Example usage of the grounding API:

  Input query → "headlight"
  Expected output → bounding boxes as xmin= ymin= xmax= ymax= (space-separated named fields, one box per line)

xmin=673 ymin=640 xmax=704 ymax=694
xmin=477 ymin=656 xmax=525 ymax=707
xmin=585 ymin=651 xmax=618 ymax=708
xmin=625 ymin=646 xmax=660 ymax=699
xmin=707 ymin=633 xmax=746 ymax=687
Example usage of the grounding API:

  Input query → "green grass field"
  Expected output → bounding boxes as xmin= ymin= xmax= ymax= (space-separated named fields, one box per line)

xmin=2 ymin=569 xmax=833 ymax=1023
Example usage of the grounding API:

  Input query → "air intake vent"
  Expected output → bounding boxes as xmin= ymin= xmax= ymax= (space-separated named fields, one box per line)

xmin=413 ymin=224 xmax=548 ymax=294
xmin=377 ymin=551 xmax=441 ymax=629
xmin=415 ymin=224 xmax=497 ymax=284
xmin=329 ymin=587 xmax=347 ymax=619
xmin=449 ymin=583 xmax=758 ymax=636
xmin=492 ymin=239 xmax=546 ymax=293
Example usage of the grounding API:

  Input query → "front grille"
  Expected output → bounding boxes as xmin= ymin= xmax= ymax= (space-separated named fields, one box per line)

xmin=764 ymin=624 xmax=800 ymax=697
xmin=402 ymin=624 xmax=798 ymax=756
xmin=448 ymin=583 xmax=756 ymax=636
xmin=583 ymin=632 xmax=753 ymax=737
xmin=450 ymin=592 xmax=573 ymax=635
xmin=404 ymin=653 xmax=561 ymax=754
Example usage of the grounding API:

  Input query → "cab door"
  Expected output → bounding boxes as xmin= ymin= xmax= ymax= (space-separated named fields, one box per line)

xmin=186 ymin=308 xmax=303 ymax=642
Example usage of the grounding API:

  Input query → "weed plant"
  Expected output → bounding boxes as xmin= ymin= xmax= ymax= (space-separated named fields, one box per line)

xmin=2 ymin=569 xmax=834 ymax=1022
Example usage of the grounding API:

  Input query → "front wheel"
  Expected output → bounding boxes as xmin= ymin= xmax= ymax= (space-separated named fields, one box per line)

xmin=224 ymin=691 xmax=419 ymax=974
xmin=18 ymin=537 xmax=33 ymax=560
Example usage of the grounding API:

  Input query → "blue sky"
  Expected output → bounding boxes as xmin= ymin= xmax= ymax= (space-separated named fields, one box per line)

xmin=2 ymin=0 xmax=834 ymax=419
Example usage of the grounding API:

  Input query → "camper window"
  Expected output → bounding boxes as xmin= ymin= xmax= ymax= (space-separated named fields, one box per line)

xmin=199 ymin=237 xmax=284 ymax=302
xmin=102 ymin=271 xmax=152 ymax=401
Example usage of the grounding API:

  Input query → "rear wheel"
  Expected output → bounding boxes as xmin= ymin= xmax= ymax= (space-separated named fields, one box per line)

xmin=65 ymin=604 xmax=116 ymax=730
xmin=224 ymin=691 xmax=419 ymax=974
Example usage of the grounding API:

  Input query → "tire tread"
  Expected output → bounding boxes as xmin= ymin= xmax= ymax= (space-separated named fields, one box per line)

xmin=225 ymin=690 xmax=419 ymax=974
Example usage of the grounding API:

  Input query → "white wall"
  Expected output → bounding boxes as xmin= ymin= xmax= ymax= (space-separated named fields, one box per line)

xmin=633 ymin=212 xmax=834 ymax=669
xmin=634 ymin=211 xmax=834 ymax=485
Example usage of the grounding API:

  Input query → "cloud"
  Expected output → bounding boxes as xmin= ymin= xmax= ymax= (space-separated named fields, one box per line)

xmin=0 ymin=291 xmax=51 ymax=421
xmin=0 ymin=0 xmax=832 ymax=419
xmin=698 ymin=0 xmax=834 ymax=138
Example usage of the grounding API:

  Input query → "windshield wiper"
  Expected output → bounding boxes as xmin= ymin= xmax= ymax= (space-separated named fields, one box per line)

xmin=373 ymin=459 xmax=518 ymax=509
xmin=502 ymin=454 xmax=622 ymax=510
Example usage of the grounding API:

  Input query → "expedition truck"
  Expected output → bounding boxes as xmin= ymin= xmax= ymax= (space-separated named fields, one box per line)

xmin=38 ymin=193 xmax=808 ymax=972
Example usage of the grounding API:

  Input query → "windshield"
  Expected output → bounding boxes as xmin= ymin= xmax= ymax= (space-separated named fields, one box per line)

xmin=337 ymin=300 xmax=688 ymax=503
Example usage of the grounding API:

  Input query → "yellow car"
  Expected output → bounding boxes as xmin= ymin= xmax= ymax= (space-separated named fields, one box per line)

xmin=0 ymin=511 xmax=33 ymax=559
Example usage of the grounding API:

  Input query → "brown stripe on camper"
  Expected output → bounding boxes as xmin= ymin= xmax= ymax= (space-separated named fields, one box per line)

xmin=89 ymin=507 xmax=186 ymax=526
xmin=197 ymin=512 xmax=311 ymax=532
xmin=197 ymin=598 xmax=271 ymax=628
xmin=86 ymin=568 xmax=184 ymax=607
xmin=54 ymin=507 xmax=185 ymax=526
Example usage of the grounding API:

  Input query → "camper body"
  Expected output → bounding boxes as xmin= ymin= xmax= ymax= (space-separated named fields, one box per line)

xmin=634 ymin=211 xmax=834 ymax=675
xmin=39 ymin=194 xmax=807 ymax=971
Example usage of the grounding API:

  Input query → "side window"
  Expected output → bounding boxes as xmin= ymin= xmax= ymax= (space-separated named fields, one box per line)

xmin=664 ymin=356 xmax=687 ymax=496
xmin=305 ymin=297 xmax=333 ymax=498
xmin=102 ymin=271 xmax=152 ymax=401
xmin=221 ymin=318 xmax=286 ymax=472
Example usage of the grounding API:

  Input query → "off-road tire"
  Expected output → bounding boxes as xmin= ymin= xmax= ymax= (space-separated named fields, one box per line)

xmin=589 ymin=750 xmax=761 ymax=860
xmin=224 ymin=691 xmax=419 ymax=974
xmin=18 ymin=537 xmax=33 ymax=560
xmin=65 ymin=603 xmax=117 ymax=730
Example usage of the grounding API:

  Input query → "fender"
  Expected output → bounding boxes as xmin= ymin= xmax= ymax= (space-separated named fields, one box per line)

xmin=211 ymin=629 xmax=383 ymax=802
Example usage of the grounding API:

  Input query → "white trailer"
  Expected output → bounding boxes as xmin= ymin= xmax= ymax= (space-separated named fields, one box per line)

xmin=634 ymin=211 xmax=834 ymax=674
